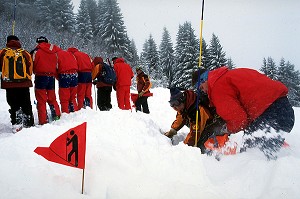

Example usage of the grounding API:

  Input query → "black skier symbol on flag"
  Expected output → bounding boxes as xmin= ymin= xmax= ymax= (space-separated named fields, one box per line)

xmin=67 ymin=130 xmax=78 ymax=167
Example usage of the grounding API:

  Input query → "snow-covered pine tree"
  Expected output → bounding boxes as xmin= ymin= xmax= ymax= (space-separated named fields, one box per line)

xmin=173 ymin=21 xmax=199 ymax=89
xmin=96 ymin=0 xmax=130 ymax=58
xmin=200 ymin=38 xmax=210 ymax=69
xmin=52 ymin=0 xmax=76 ymax=33
xmin=207 ymin=33 xmax=227 ymax=70
xmin=76 ymin=0 xmax=93 ymax=44
xmin=85 ymin=0 xmax=98 ymax=36
xmin=277 ymin=58 xmax=300 ymax=107
xmin=140 ymin=35 xmax=160 ymax=80
xmin=227 ymin=57 xmax=235 ymax=69
xmin=127 ymin=39 xmax=139 ymax=68
xmin=260 ymin=57 xmax=278 ymax=80
xmin=159 ymin=27 xmax=175 ymax=87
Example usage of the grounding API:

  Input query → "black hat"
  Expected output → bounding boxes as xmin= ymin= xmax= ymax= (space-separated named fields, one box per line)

xmin=169 ymin=87 xmax=184 ymax=103
xmin=7 ymin=35 xmax=19 ymax=43
xmin=36 ymin=36 xmax=48 ymax=43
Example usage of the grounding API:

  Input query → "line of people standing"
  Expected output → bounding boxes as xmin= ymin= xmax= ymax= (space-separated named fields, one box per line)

xmin=0 ymin=35 xmax=140 ymax=132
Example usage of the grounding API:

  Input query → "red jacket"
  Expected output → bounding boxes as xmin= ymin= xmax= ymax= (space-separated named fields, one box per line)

xmin=33 ymin=43 xmax=61 ymax=76
xmin=67 ymin=47 xmax=93 ymax=72
xmin=113 ymin=58 xmax=133 ymax=87
xmin=207 ymin=67 xmax=288 ymax=133
xmin=57 ymin=50 xmax=78 ymax=74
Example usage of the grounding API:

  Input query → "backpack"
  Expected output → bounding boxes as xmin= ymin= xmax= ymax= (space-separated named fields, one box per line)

xmin=1 ymin=48 xmax=31 ymax=82
xmin=99 ymin=62 xmax=116 ymax=85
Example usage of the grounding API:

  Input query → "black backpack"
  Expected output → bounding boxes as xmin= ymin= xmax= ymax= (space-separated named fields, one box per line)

xmin=99 ymin=62 xmax=116 ymax=85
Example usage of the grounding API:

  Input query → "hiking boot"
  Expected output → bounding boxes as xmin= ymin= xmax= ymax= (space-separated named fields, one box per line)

xmin=12 ymin=124 xmax=23 ymax=133
xmin=53 ymin=116 xmax=60 ymax=121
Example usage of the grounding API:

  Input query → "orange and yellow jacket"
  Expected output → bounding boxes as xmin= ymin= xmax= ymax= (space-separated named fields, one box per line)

xmin=170 ymin=90 xmax=213 ymax=146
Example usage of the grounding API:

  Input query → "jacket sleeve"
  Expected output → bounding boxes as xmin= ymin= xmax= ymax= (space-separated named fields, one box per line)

xmin=171 ymin=112 xmax=187 ymax=131
xmin=92 ymin=64 xmax=100 ymax=80
xmin=23 ymin=50 xmax=33 ymax=76
xmin=0 ymin=49 xmax=5 ymax=72
xmin=142 ymin=75 xmax=151 ymax=92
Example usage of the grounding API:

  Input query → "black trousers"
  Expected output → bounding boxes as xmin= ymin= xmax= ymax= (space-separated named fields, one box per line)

xmin=97 ymin=86 xmax=112 ymax=111
xmin=6 ymin=87 xmax=34 ymax=127
xmin=246 ymin=96 xmax=295 ymax=134
xmin=135 ymin=96 xmax=150 ymax=114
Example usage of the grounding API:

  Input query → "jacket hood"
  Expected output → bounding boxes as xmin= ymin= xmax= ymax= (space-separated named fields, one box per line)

xmin=114 ymin=58 xmax=125 ymax=64
xmin=184 ymin=90 xmax=197 ymax=111
xmin=37 ymin=43 xmax=61 ymax=54
xmin=67 ymin=47 xmax=79 ymax=54
xmin=6 ymin=40 xmax=21 ymax=49
xmin=208 ymin=66 xmax=229 ymax=89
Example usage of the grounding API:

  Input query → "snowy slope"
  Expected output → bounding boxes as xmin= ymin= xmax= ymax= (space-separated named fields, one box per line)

xmin=0 ymin=87 xmax=300 ymax=199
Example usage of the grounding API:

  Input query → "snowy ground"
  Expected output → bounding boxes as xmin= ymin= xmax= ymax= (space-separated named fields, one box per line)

xmin=0 ymin=86 xmax=300 ymax=199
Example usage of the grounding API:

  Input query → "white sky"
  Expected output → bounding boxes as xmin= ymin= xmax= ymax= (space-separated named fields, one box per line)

xmin=72 ymin=0 xmax=300 ymax=70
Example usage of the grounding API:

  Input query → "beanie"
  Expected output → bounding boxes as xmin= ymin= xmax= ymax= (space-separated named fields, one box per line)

xmin=7 ymin=35 xmax=19 ymax=43
xmin=169 ymin=87 xmax=184 ymax=103
xmin=36 ymin=36 xmax=48 ymax=43
xmin=93 ymin=57 xmax=103 ymax=65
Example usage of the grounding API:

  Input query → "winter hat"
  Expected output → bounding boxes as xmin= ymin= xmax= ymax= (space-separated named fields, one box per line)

xmin=169 ymin=87 xmax=185 ymax=107
xmin=192 ymin=68 xmax=209 ymax=87
xmin=7 ymin=35 xmax=19 ymax=43
xmin=36 ymin=36 xmax=48 ymax=43
xmin=93 ymin=57 xmax=103 ymax=65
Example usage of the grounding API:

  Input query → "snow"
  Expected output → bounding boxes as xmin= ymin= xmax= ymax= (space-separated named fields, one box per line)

xmin=0 ymin=86 xmax=300 ymax=199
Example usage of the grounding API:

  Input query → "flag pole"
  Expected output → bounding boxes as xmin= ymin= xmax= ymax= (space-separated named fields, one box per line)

xmin=194 ymin=0 xmax=205 ymax=147
xmin=81 ymin=169 xmax=85 ymax=194
xmin=12 ymin=0 xmax=17 ymax=35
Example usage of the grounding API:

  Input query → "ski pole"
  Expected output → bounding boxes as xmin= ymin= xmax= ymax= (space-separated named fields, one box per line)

xmin=194 ymin=0 xmax=205 ymax=147
xmin=12 ymin=0 xmax=17 ymax=35
xmin=94 ymin=84 xmax=97 ymax=111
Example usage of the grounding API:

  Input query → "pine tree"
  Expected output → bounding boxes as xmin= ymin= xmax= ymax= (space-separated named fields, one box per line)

xmin=173 ymin=22 xmax=199 ymax=89
xmin=85 ymin=0 xmax=98 ymax=36
xmin=52 ymin=0 xmax=76 ymax=33
xmin=200 ymin=38 xmax=210 ymax=69
xmin=260 ymin=57 xmax=278 ymax=80
xmin=207 ymin=33 xmax=227 ymax=70
xmin=159 ymin=27 xmax=175 ymax=87
xmin=277 ymin=58 xmax=300 ymax=106
xmin=227 ymin=57 xmax=235 ymax=69
xmin=140 ymin=35 xmax=160 ymax=80
xmin=76 ymin=0 xmax=93 ymax=44
xmin=96 ymin=0 xmax=130 ymax=57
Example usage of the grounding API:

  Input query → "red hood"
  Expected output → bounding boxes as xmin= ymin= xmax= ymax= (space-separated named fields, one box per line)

xmin=67 ymin=47 xmax=79 ymax=54
xmin=37 ymin=43 xmax=61 ymax=54
xmin=114 ymin=58 xmax=125 ymax=64
xmin=6 ymin=40 xmax=21 ymax=49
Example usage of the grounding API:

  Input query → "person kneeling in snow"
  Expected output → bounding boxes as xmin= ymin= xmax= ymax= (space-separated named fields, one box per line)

xmin=192 ymin=66 xmax=295 ymax=159
xmin=164 ymin=87 xmax=225 ymax=153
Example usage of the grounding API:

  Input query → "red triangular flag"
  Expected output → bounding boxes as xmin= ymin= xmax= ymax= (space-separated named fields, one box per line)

xmin=34 ymin=122 xmax=87 ymax=169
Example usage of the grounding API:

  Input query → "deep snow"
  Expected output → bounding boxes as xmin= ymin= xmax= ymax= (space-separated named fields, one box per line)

xmin=0 ymin=86 xmax=300 ymax=199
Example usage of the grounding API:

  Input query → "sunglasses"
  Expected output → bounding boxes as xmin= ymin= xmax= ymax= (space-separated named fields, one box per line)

xmin=169 ymin=100 xmax=181 ymax=107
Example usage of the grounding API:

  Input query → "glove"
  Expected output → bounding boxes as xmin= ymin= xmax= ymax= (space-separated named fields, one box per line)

xmin=212 ymin=123 xmax=230 ymax=136
xmin=138 ymin=91 xmax=145 ymax=97
xmin=164 ymin=128 xmax=177 ymax=138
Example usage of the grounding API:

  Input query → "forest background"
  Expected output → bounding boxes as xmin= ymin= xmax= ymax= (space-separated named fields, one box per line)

xmin=1 ymin=0 xmax=300 ymax=106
